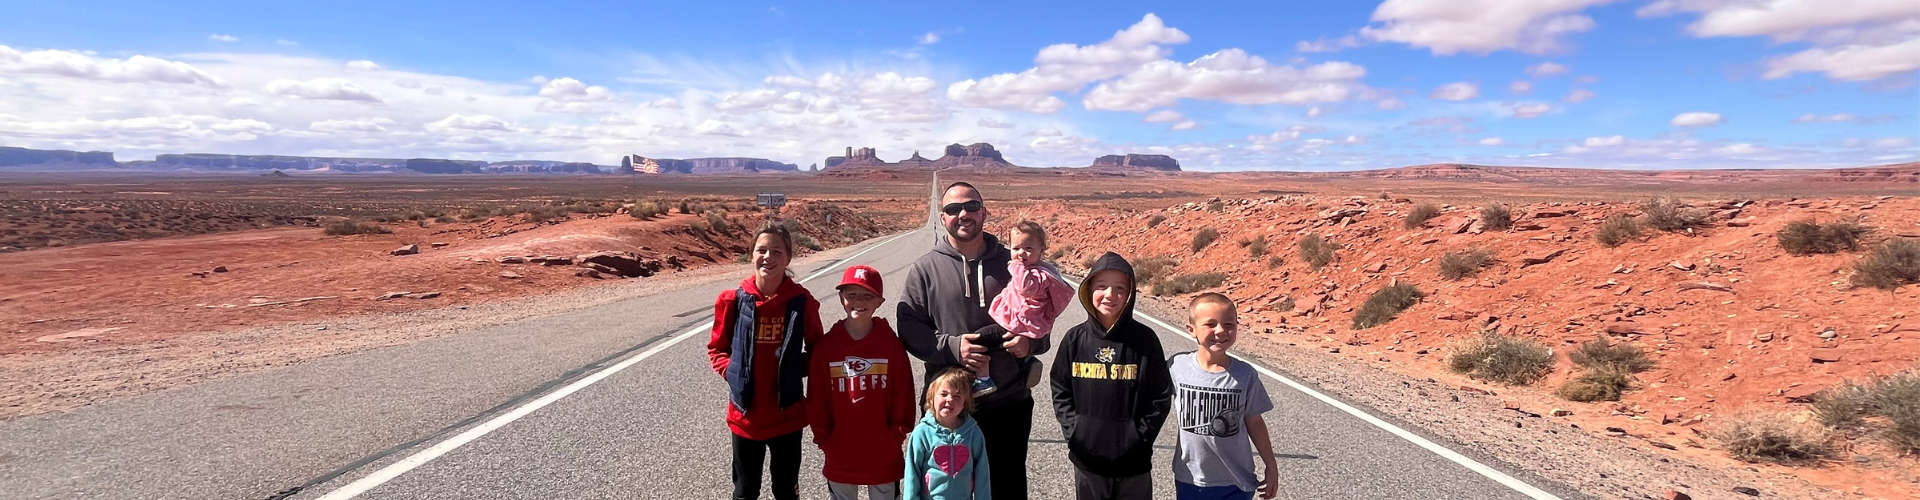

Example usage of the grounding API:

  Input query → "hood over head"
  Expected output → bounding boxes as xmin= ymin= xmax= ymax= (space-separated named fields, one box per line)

xmin=1077 ymin=251 xmax=1137 ymax=332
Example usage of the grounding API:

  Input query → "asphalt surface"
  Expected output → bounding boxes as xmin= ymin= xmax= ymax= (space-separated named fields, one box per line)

xmin=0 ymin=176 xmax=1590 ymax=500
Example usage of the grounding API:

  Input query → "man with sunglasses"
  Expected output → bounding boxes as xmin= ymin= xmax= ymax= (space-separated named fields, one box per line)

xmin=899 ymin=181 xmax=1047 ymax=499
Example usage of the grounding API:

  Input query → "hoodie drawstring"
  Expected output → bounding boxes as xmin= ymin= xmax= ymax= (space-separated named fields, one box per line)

xmin=960 ymin=258 xmax=986 ymax=308
xmin=975 ymin=260 xmax=986 ymax=308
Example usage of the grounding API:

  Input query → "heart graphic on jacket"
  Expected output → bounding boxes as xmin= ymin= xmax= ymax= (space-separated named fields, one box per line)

xmin=932 ymin=443 xmax=970 ymax=475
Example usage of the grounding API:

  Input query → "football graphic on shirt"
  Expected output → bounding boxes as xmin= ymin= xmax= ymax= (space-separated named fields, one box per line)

xmin=843 ymin=356 xmax=872 ymax=377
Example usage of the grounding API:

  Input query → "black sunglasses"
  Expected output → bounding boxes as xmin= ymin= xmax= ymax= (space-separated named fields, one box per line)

xmin=941 ymin=200 xmax=983 ymax=216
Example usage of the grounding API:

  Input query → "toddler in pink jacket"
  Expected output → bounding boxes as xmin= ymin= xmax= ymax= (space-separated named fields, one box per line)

xmin=974 ymin=220 xmax=1076 ymax=396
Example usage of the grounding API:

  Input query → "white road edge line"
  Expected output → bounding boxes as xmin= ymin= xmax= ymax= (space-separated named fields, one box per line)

xmin=1066 ymin=279 xmax=1563 ymax=500
xmin=315 ymin=229 xmax=922 ymax=500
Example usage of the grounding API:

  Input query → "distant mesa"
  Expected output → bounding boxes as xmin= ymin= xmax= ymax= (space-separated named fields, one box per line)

xmin=620 ymin=154 xmax=799 ymax=174
xmin=1090 ymin=154 xmax=1181 ymax=172
xmin=824 ymin=143 xmax=1016 ymax=170
xmin=1 ymin=146 xmax=117 ymax=169
xmin=158 ymin=154 xmax=409 ymax=172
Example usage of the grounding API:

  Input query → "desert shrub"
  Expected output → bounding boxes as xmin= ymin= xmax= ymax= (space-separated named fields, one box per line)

xmin=631 ymin=202 xmax=660 ymax=220
xmin=1047 ymin=244 xmax=1076 ymax=264
xmin=1595 ymin=215 xmax=1642 ymax=248
xmin=1153 ymin=273 xmax=1227 ymax=296
xmin=1556 ymin=366 xmax=1633 ymax=402
xmin=1148 ymin=214 xmax=1166 ymax=228
xmin=679 ymin=200 xmax=692 ymax=214
xmin=793 ymin=232 xmax=823 ymax=251
xmin=405 ymin=211 xmax=427 ymax=221
xmin=1206 ymin=200 xmax=1225 ymax=212
xmin=1777 ymin=219 xmax=1871 ymax=255
xmin=433 ymin=215 xmax=455 ymax=224
xmin=1811 ymin=382 xmax=1869 ymax=429
xmin=705 ymin=211 xmax=731 ymax=235
xmin=1479 ymin=205 xmax=1513 ymax=231
xmin=1404 ymin=203 xmax=1441 ymax=229
xmin=1851 ymin=238 xmax=1920 ymax=290
xmin=1274 ymin=296 xmax=1296 ymax=312
xmin=1437 ymin=250 xmax=1493 ymax=281
xmin=688 ymin=221 xmax=710 ymax=237
xmin=1567 ymin=338 xmax=1655 ymax=373
xmin=323 ymin=219 xmax=390 ymax=236
xmin=1713 ymin=409 xmax=1832 ymax=464
xmin=1240 ymin=235 xmax=1269 ymax=258
xmin=1132 ymin=256 xmax=1181 ymax=286
xmin=1191 ymin=227 xmax=1219 ymax=253
xmin=1266 ymin=255 xmax=1284 ymax=269
xmin=1298 ymin=233 xmax=1336 ymax=271
xmin=1641 ymin=196 xmax=1709 ymax=232
xmin=1082 ymin=254 xmax=1100 ymax=270
xmin=1556 ymin=339 xmax=1654 ymax=402
xmin=1352 ymin=283 xmax=1423 ymax=329
xmin=1864 ymin=368 xmax=1920 ymax=451
xmin=1446 ymin=331 xmax=1554 ymax=386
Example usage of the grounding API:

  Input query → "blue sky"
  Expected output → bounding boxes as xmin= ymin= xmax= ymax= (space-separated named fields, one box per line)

xmin=0 ymin=0 xmax=1913 ymax=170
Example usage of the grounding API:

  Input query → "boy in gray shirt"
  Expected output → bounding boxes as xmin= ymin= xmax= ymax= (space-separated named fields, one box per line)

xmin=1169 ymin=293 xmax=1277 ymax=500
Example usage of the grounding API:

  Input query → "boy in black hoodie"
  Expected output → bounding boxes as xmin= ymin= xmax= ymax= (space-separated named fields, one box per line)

xmin=1049 ymin=252 xmax=1174 ymax=500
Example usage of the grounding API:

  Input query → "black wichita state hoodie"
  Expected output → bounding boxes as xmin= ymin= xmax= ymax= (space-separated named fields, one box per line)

xmin=1048 ymin=252 xmax=1173 ymax=477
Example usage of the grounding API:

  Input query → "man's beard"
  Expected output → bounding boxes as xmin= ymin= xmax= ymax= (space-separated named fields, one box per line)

xmin=947 ymin=220 xmax=980 ymax=242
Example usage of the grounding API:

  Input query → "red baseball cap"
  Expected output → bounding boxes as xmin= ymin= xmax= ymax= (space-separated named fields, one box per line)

xmin=837 ymin=265 xmax=883 ymax=297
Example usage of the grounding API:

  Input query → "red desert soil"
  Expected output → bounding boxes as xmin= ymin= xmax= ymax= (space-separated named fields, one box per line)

xmin=0 ymin=199 xmax=914 ymax=416
xmin=1015 ymin=194 xmax=1919 ymax=499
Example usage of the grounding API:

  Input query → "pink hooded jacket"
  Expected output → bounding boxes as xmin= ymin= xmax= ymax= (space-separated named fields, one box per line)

xmin=989 ymin=260 xmax=1077 ymax=339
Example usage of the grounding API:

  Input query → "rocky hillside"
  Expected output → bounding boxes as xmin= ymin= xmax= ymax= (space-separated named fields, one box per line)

xmin=1019 ymin=194 xmax=1919 ymax=496
xmin=1090 ymin=154 xmax=1181 ymax=171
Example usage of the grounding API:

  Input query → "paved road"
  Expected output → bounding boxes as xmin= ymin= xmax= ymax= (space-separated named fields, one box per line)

xmin=0 ymin=176 xmax=1589 ymax=500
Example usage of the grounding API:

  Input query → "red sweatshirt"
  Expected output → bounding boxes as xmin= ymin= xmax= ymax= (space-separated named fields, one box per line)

xmin=808 ymin=318 xmax=916 ymax=485
xmin=707 ymin=275 xmax=823 ymax=440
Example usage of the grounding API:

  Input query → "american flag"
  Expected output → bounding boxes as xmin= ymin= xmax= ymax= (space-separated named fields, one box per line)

xmin=632 ymin=155 xmax=660 ymax=174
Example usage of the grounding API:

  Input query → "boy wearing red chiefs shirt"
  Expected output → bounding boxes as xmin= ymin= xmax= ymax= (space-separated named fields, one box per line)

xmin=809 ymin=265 xmax=917 ymax=499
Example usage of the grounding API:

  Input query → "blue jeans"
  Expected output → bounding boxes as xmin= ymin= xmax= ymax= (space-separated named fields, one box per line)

xmin=1175 ymin=481 xmax=1254 ymax=500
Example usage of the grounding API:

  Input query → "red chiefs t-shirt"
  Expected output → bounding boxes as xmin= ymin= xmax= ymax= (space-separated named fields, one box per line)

xmin=807 ymin=318 xmax=916 ymax=485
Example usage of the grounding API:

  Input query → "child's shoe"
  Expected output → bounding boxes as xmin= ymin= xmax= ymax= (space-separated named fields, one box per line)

xmin=972 ymin=376 xmax=998 ymax=397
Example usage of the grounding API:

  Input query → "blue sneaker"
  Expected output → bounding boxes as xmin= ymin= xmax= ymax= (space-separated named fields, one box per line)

xmin=972 ymin=376 xmax=997 ymax=397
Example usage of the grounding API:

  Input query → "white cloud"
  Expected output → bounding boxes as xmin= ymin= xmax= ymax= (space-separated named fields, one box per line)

xmin=1526 ymin=62 xmax=1571 ymax=77
xmin=948 ymin=13 xmax=1189 ymax=113
xmin=1376 ymin=97 xmax=1406 ymax=110
xmin=977 ymin=117 xmax=1014 ymax=128
xmin=1030 ymin=127 xmax=1065 ymax=137
xmin=919 ymin=32 xmax=941 ymax=45
xmin=1671 ymin=111 xmax=1724 ymax=127
xmin=1479 ymin=137 xmax=1506 ymax=146
xmin=276 ymin=39 xmax=299 ymax=46
xmin=210 ymin=34 xmax=239 ymax=43
xmin=1296 ymin=35 xmax=1364 ymax=53
xmin=538 ymin=77 xmax=618 ymax=102
xmin=1764 ymin=38 xmax=1920 ymax=81
xmin=1512 ymin=102 xmax=1554 ymax=118
xmin=426 ymin=114 xmax=510 ymax=132
xmin=1564 ymin=88 xmax=1596 ymax=102
xmin=1143 ymin=110 xmax=1184 ymax=123
xmin=1794 ymin=113 xmax=1895 ymax=123
xmin=1307 ymin=105 xmax=1325 ymax=118
xmin=647 ymin=97 xmax=682 ymax=109
xmin=0 ymin=45 xmax=226 ymax=87
xmin=1081 ymin=49 xmax=1369 ymax=112
xmin=265 ymin=78 xmax=383 ymax=102
xmin=1713 ymin=143 xmax=1764 ymax=155
xmin=310 ymin=118 xmax=394 ymax=132
xmin=346 ymin=60 xmax=381 ymax=71
xmin=1171 ymin=120 xmax=1201 ymax=131
xmin=1509 ymin=80 xmax=1533 ymax=94
xmin=1640 ymin=0 xmax=1920 ymax=81
xmin=1361 ymin=0 xmax=1619 ymax=55
xmin=1430 ymin=82 xmax=1479 ymax=101
xmin=1583 ymin=135 xmax=1626 ymax=147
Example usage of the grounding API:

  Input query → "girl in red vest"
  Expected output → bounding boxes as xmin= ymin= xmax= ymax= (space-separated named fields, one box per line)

xmin=708 ymin=223 xmax=824 ymax=500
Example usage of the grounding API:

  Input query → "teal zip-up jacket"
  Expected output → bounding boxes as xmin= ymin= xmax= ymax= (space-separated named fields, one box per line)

xmin=903 ymin=412 xmax=990 ymax=500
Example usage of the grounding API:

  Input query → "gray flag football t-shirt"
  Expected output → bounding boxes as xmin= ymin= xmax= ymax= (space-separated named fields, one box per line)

xmin=1169 ymin=351 xmax=1274 ymax=491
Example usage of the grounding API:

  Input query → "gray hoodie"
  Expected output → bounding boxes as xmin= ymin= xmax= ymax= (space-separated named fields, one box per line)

xmin=897 ymin=232 xmax=1051 ymax=410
